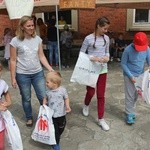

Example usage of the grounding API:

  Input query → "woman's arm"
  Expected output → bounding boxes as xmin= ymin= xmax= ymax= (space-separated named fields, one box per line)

xmin=10 ymin=45 xmax=17 ymax=88
xmin=38 ymin=43 xmax=53 ymax=72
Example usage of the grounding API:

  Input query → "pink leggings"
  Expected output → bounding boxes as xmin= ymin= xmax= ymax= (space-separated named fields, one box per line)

xmin=0 ymin=129 xmax=5 ymax=150
xmin=84 ymin=73 xmax=107 ymax=119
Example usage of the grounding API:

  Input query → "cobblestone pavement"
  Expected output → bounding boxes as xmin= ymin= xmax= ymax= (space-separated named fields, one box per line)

xmin=2 ymin=61 xmax=150 ymax=150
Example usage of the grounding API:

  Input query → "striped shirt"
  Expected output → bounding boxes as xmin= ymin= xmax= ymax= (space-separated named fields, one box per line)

xmin=80 ymin=33 xmax=110 ymax=57
xmin=80 ymin=33 xmax=110 ymax=74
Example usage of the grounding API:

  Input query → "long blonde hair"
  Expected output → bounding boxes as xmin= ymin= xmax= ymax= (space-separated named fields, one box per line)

xmin=16 ymin=15 xmax=36 ymax=40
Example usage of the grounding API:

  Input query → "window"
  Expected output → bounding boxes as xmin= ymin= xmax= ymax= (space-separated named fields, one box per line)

xmin=44 ymin=10 xmax=71 ymax=24
xmin=44 ymin=10 xmax=78 ymax=31
xmin=127 ymin=9 xmax=150 ymax=31
xmin=134 ymin=9 xmax=149 ymax=23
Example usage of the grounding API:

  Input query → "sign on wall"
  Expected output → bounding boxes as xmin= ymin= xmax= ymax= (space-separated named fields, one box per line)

xmin=59 ymin=0 xmax=95 ymax=9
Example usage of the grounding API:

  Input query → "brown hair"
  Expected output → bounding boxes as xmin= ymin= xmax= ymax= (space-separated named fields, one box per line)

xmin=16 ymin=15 xmax=36 ymax=40
xmin=93 ymin=16 xmax=110 ymax=48
xmin=46 ymin=71 xmax=62 ymax=87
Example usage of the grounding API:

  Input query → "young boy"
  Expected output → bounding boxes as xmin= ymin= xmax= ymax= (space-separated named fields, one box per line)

xmin=43 ymin=71 xmax=71 ymax=150
xmin=0 ymin=63 xmax=11 ymax=149
xmin=121 ymin=32 xmax=150 ymax=124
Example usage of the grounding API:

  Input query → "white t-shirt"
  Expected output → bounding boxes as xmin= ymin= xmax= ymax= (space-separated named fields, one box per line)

xmin=0 ymin=79 xmax=9 ymax=132
xmin=46 ymin=86 xmax=68 ymax=118
xmin=10 ymin=35 xmax=43 ymax=74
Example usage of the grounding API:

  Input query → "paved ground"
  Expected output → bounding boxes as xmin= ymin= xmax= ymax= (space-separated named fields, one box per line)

xmin=1 ymin=61 xmax=150 ymax=150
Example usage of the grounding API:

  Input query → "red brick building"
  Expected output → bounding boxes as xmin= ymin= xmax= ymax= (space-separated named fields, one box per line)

xmin=0 ymin=7 xmax=149 ymax=42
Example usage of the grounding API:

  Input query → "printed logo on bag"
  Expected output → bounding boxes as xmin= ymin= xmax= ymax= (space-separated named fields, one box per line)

xmin=79 ymin=67 xmax=96 ymax=74
xmin=11 ymin=116 xmax=16 ymax=126
xmin=135 ymin=85 xmax=143 ymax=97
xmin=38 ymin=116 xmax=48 ymax=132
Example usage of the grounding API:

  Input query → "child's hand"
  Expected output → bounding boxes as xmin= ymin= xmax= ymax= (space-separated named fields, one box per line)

xmin=1 ymin=101 xmax=11 ymax=107
xmin=0 ymin=104 xmax=7 ymax=111
xmin=66 ymin=106 xmax=71 ymax=113
xmin=131 ymin=77 xmax=136 ymax=83
xmin=43 ymin=98 xmax=48 ymax=105
xmin=102 ymin=56 xmax=109 ymax=63
xmin=90 ymin=56 xmax=99 ymax=62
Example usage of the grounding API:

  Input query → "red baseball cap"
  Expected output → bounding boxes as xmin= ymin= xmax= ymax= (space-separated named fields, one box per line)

xmin=133 ymin=32 xmax=148 ymax=51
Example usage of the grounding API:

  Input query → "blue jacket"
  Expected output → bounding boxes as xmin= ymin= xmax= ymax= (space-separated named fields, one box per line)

xmin=121 ymin=43 xmax=150 ymax=78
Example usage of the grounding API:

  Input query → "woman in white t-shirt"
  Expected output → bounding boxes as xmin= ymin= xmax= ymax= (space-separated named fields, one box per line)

xmin=0 ymin=63 xmax=11 ymax=149
xmin=10 ymin=16 xmax=53 ymax=127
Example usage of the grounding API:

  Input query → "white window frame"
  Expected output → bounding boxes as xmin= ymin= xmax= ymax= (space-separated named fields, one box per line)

xmin=127 ymin=9 xmax=150 ymax=31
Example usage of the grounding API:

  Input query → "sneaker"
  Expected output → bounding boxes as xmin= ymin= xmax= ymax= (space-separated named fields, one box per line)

xmin=132 ymin=114 xmax=136 ymax=120
xmin=117 ymin=58 xmax=121 ymax=62
xmin=82 ymin=105 xmax=89 ymax=116
xmin=53 ymin=144 xmax=61 ymax=150
xmin=110 ymin=57 xmax=113 ymax=62
xmin=62 ymin=65 xmax=66 ymax=69
xmin=126 ymin=114 xmax=135 ymax=125
xmin=98 ymin=119 xmax=110 ymax=131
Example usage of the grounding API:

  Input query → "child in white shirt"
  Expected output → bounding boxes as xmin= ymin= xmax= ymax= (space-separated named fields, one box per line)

xmin=0 ymin=63 xmax=11 ymax=149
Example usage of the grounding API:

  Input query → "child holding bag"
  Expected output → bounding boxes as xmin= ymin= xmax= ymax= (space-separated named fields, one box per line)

xmin=0 ymin=63 xmax=11 ymax=149
xmin=80 ymin=16 xmax=110 ymax=131
xmin=43 ymin=71 xmax=71 ymax=150
xmin=121 ymin=32 xmax=150 ymax=124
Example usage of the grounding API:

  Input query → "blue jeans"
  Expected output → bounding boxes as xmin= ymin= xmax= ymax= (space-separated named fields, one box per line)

xmin=16 ymin=70 xmax=46 ymax=120
xmin=47 ymin=41 xmax=59 ymax=65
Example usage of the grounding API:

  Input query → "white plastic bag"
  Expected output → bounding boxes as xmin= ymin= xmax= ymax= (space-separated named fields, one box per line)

xmin=1 ymin=110 xmax=23 ymax=150
xmin=70 ymin=52 xmax=103 ymax=87
xmin=31 ymin=105 xmax=56 ymax=145
xmin=135 ymin=70 xmax=150 ymax=104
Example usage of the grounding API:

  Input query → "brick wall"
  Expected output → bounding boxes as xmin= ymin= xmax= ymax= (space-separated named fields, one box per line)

xmin=0 ymin=15 xmax=11 ymax=43
xmin=0 ymin=15 xmax=18 ymax=43
xmin=0 ymin=7 xmax=150 ymax=43
xmin=78 ymin=7 xmax=127 ymax=38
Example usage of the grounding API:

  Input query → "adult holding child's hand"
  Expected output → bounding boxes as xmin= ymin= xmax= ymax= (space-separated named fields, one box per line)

xmin=10 ymin=16 xmax=53 ymax=127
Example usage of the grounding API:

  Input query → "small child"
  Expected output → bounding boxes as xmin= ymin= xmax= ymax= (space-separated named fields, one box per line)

xmin=43 ymin=71 xmax=71 ymax=150
xmin=0 ymin=63 xmax=11 ymax=149
xmin=3 ymin=28 xmax=13 ymax=69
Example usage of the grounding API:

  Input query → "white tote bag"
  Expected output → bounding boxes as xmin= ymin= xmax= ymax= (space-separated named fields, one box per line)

xmin=1 ymin=110 xmax=23 ymax=150
xmin=70 ymin=52 xmax=104 ymax=87
xmin=31 ymin=105 xmax=56 ymax=145
xmin=135 ymin=69 xmax=150 ymax=104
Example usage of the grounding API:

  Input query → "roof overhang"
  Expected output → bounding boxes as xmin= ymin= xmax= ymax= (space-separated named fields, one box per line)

xmin=0 ymin=0 xmax=150 ymax=15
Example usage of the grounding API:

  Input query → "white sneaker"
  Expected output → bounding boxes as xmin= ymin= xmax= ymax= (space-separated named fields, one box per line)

xmin=110 ymin=57 xmax=113 ymax=62
xmin=82 ymin=105 xmax=89 ymax=116
xmin=117 ymin=58 xmax=121 ymax=62
xmin=98 ymin=119 xmax=110 ymax=131
xmin=62 ymin=65 xmax=66 ymax=68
